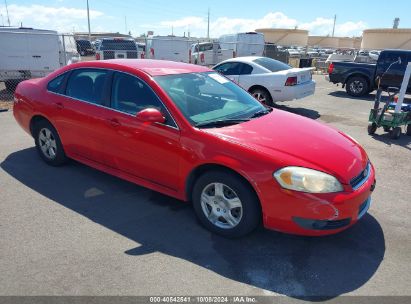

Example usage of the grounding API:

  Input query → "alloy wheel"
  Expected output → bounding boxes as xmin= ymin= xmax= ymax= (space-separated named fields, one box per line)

xmin=38 ymin=128 xmax=57 ymax=160
xmin=200 ymin=182 xmax=243 ymax=229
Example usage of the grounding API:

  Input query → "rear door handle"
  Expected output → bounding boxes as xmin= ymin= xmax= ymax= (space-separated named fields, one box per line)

xmin=55 ymin=102 xmax=64 ymax=110
xmin=107 ymin=118 xmax=121 ymax=127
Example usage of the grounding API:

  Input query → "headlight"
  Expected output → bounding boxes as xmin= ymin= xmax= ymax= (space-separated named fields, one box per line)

xmin=273 ymin=167 xmax=343 ymax=193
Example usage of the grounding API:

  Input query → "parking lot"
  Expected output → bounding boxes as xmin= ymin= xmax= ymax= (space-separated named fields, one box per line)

xmin=0 ymin=75 xmax=410 ymax=299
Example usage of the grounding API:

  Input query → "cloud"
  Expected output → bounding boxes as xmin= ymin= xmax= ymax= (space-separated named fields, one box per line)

xmin=145 ymin=12 xmax=366 ymax=38
xmin=300 ymin=17 xmax=367 ymax=36
xmin=0 ymin=4 xmax=104 ymax=32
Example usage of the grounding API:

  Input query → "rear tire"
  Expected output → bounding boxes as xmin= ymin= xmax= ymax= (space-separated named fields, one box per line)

xmin=390 ymin=127 xmax=401 ymax=139
xmin=250 ymin=88 xmax=274 ymax=107
xmin=4 ymin=80 xmax=19 ymax=92
xmin=406 ymin=124 xmax=411 ymax=136
xmin=192 ymin=170 xmax=261 ymax=238
xmin=346 ymin=76 xmax=369 ymax=97
xmin=368 ymin=122 xmax=377 ymax=135
xmin=33 ymin=120 xmax=68 ymax=166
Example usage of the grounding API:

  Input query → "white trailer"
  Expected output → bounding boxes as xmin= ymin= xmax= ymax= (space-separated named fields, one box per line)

xmin=190 ymin=41 xmax=234 ymax=66
xmin=219 ymin=32 xmax=265 ymax=57
xmin=146 ymin=36 xmax=193 ymax=63
xmin=0 ymin=27 xmax=80 ymax=91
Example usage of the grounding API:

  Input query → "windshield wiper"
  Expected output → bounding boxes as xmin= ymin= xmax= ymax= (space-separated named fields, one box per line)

xmin=195 ymin=118 xmax=250 ymax=128
xmin=249 ymin=108 xmax=273 ymax=119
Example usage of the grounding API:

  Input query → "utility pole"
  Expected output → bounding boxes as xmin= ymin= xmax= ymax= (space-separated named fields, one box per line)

xmin=207 ymin=8 xmax=210 ymax=39
xmin=332 ymin=14 xmax=336 ymax=37
xmin=124 ymin=16 xmax=127 ymax=34
xmin=86 ymin=0 xmax=91 ymax=40
xmin=4 ymin=0 xmax=10 ymax=26
xmin=1 ymin=14 xmax=4 ymax=26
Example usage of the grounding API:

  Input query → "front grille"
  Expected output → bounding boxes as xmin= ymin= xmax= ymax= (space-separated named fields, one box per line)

xmin=293 ymin=217 xmax=351 ymax=230
xmin=350 ymin=161 xmax=371 ymax=189
xmin=126 ymin=51 xmax=138 ymax=58
xmin=103 ymin=51 xmax=115 ymax=59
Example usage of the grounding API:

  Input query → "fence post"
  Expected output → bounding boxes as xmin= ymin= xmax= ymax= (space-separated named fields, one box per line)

xmin=62 ymin=34 xmax=67 ymax=66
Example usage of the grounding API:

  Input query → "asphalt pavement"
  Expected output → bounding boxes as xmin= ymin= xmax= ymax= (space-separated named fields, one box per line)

xmin=0 ymin=75 xmax=410 ymax=300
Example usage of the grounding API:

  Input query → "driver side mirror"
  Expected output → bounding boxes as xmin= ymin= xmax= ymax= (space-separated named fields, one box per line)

xmin=136 ymin=108 xmax=166 ymax=124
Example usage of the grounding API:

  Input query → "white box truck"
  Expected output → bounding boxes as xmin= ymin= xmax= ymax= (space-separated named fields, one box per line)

xmin=0 ymin=27 xmax=80 ymax=91
xmin=146 ymin=36 xmax=193 ymax=63
xmin=190 ymin=41 xmax=234 ymax=66
xmin=219 ymin=32 xmax=265 ymax=57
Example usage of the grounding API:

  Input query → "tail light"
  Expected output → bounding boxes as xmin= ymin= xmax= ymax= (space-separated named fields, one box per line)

xmin=285 ymin=76 xmax=297 ymax=86
xmin=200 ymin=53 xmax=205 ymax=63
xmin=328 ymin=63 xmax=334 ymax=74
xmin=150 ymin=48 xmax=155 ymax=58
xmin=95 ymin=53 xmax=100 ymax=60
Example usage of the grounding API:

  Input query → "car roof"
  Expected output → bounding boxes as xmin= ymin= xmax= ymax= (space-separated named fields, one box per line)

xmin=69 ymin=59 xmax=212 ymax=76
xmin=218 ymin=56 xmax=262 ymax=64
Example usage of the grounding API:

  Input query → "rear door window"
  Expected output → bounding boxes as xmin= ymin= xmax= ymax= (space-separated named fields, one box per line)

xmin=214 ymin=62 xmax=242 ymax=75
xmin=47 ymin=73 xmax=68 ymax=94
xmin=253 ymin=57 xmax=291 ymax=72
xmin=65 ymin=69 xmax=110 ymax=106
xmin=239 ymin=63 xmax=253 ymax=75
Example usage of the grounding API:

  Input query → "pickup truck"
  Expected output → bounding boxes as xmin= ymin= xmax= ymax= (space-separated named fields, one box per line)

xmin=327 ymin=49 xmax=411 ymax=97
xmin=190 ymin=42 xmax=233 ymax=66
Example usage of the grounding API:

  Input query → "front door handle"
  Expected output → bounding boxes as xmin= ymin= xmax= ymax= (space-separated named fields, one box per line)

xmin=107 ymin=118 xmax=121 ymax=127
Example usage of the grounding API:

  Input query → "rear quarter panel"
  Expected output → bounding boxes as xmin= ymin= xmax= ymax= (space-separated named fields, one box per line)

xmin=330 ymin=62 xmax=376 ymax=85
xmin=13 ymin=78 xmax=46 ymax=135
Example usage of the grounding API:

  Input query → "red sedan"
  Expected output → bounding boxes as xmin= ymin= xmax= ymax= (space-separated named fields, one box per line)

xmin=13 ymin=59 xmax=376 ymax=237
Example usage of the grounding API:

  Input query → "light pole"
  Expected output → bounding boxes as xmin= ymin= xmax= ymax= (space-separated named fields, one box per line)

xmin=4 ymin=0 xmax=11 ymax=26
xmin=86 ymin=0 xmax=91 ymax=40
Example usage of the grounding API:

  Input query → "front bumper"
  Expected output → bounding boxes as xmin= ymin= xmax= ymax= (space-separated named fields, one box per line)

xmin=292 ymin=196 xmax=371 ymax=231
xmin=260 ymin=164 xmax=376 ymax=236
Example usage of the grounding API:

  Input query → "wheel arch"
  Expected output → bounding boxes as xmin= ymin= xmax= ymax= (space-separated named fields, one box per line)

xmin=30 ymin=115 xmax=52 ymax=136
xmin=248 ymin=85 xmax=274 ymax=105
xmin=185 ymin=163 xmax=261 ymax=204
xmin=344 ymin=73 xmax=371 ymax=88
xmin=248 ymin=84 xmax=272 ymax=97
xmin=29 ymin=115 xmax=63 ymax=145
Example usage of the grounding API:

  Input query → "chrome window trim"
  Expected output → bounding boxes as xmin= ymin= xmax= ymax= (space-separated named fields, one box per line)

xmin=46 ymin=67 xmax=180 ymax=130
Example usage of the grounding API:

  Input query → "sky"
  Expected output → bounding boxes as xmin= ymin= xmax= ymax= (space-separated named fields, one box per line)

xmin=0 ymin=0 xmax=410 ymax=38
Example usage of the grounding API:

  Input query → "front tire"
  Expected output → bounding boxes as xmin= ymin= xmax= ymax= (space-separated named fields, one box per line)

xmin=4 ymin=80 xmax=19 ymax=92
xmin=192 ymin=171 xmax=261 ymax=238
xmin=368 ymin=122 xmax=377 ymax=135
xmin=34 ymin=120 xmax=68 ymax=166
xmin=250 ymin=88 xmax=274 ymax=107
xmin=390 ymin=127 xmax=401 ymax=139
xmin=346 ymin=76 xmax=369 ymax=97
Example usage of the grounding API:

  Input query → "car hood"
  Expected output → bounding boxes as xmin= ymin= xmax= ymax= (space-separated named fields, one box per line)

xmin=201 ymin=110 xmax=368 ymax=184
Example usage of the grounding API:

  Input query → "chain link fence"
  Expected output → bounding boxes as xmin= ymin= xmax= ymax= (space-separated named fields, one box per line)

xmin=0 ymin=28 xmax=366 ymax=110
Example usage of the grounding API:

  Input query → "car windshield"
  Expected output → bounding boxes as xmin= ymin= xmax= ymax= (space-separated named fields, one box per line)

xmin=155 ymin=72 xmax=267 ymax=127
xmin=253 ymin=57 xmax=291 ymax=72
xmin=77 ymin=40 xmax=91 ymax=47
